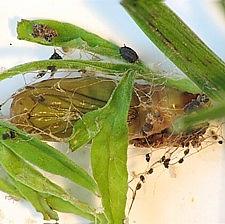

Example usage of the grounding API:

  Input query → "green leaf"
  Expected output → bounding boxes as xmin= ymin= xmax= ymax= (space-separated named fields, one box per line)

xmin=13 ymin=180 xmax=97 ymax=221
xmin=0 ymin=120 xmax=97 ymax=194
xmin=14 ymin=181 xmax=59 ymax=221
xmin=46 ymin=196 xmax=96 ymax=222
xmin=17 ymin=19 xmax=120 ymax=59
xmin=122 ymin=0 xmax=225 ymax=102
xmin=0 ymin=144 xmax=70 ymax=198
xmin=0 ymin=59 xmax=200 ymax=94
xmin=0 ymin=144 xmax=97 ymax=220
xmin=0 ymin=59 xmax=145 ymax=80
xmin=0 ymin=166 xmax=22 ymax=199
xmin=70 ymin=71 xmax=135 ymax=223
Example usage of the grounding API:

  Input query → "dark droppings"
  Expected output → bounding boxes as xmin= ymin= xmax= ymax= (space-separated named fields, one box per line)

xmin=147 ymin=168 xmax=154 ymax=174
xmin=119 ymin=45 xmax=139 ymax=63
xmin=32 ymin=24 xmax=58 ymax=42
xmin=184 ymin=148 xmax=190 ymax=155
xmin=136 ymin=182 xmax=142 ymax=190
xmin=145 ymin=153 xmax=151 ymax=162
xmin=140 ymin=175 xmax=145 ymax=183
xmin=178 ymin=158 xmax=184 ymax=163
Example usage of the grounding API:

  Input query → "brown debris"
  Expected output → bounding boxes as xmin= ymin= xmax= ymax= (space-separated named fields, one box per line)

xmin=130 ymin=126 xmax=208 ymax=148
xmin=32 ymin=24 xmax=58 ymax=42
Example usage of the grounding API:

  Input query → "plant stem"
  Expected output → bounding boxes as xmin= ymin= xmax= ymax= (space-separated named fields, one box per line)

xmin=0 ymin=59 xmax=201 ymax=94
xmin=122 ymin=0 xmax=225 ymax=102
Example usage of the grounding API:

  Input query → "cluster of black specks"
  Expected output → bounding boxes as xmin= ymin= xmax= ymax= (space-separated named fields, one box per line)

xmin=32 ymin=24 xmax=58 ymax=42
xmin=129 ymin=146 xmax=194 ymax=215
xmin=2 ymin=130 xmax=16 ymax=140
xmin=129 ymin=124 xmax=224 ymax=216
xmin=119 ymin=45 xmax=139 ymax=63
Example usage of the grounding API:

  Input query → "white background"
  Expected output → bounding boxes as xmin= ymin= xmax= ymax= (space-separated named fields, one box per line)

xmin=0 ymin=0 xmax=225 ymax=224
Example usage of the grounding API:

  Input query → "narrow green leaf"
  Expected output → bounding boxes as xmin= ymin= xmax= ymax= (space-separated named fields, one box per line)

xmin=13 ymin=180 xmax=97 ymax=222
xmin=0 ymin=120 xmax=97 ymax=194
xmin=14 ymin=181 xmax=59 ymax=221
xmin=122 ymin=0 xmax=225 ymax=102
xmin=0 ymin=166 xmax=22 ymax=199
xmin=0 ymin=144 xmax=69 ymax=198
xmin=0 ymin=144 xmax=97 ymax=220
xmin=10 ymin=175 xmax=96 ymax=221
xmin=46 ymin=196 xmax=96 ymax=222
xmin=0 ymin=59 xmax=145 ymax=80
xmin=17 ymin=19 xmax=120 ymax=59
xmin=70 ymin=71 xmax=134 ymax=222
xmin=0 ymin=57 xmax=200 ymax=94
xmin=173 ymin=103 xmax=225 ymax=132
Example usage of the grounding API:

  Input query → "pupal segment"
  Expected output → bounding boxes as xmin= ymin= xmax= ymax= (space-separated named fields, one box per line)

xmin=10 ymin=76 xmax=210 ymax=146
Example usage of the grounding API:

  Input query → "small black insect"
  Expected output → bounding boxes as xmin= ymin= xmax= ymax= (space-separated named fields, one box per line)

xmin=218 ymin=140 xmax=223 ymax=144
xmin=49 ymin=49 xmax=62 ymax=60
xmin=184 ymin=100 xmax=200 ymax=113
xmin=184 ymin=94 xmax=209 ymax=113
xmin=37 ymin=70 xmax=47 ymax=78
xmin=9 ymin=130 xmax=16 ymax=139
xmin=197 ymin=94 xmax=209 ymax=104
xmin=119 ymin=45 xmax=139 ymax=63
xmin=47 ymin=65 xmax=57 ymax=76
xmin=2 ymin=130 xmax=16 ymax=140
